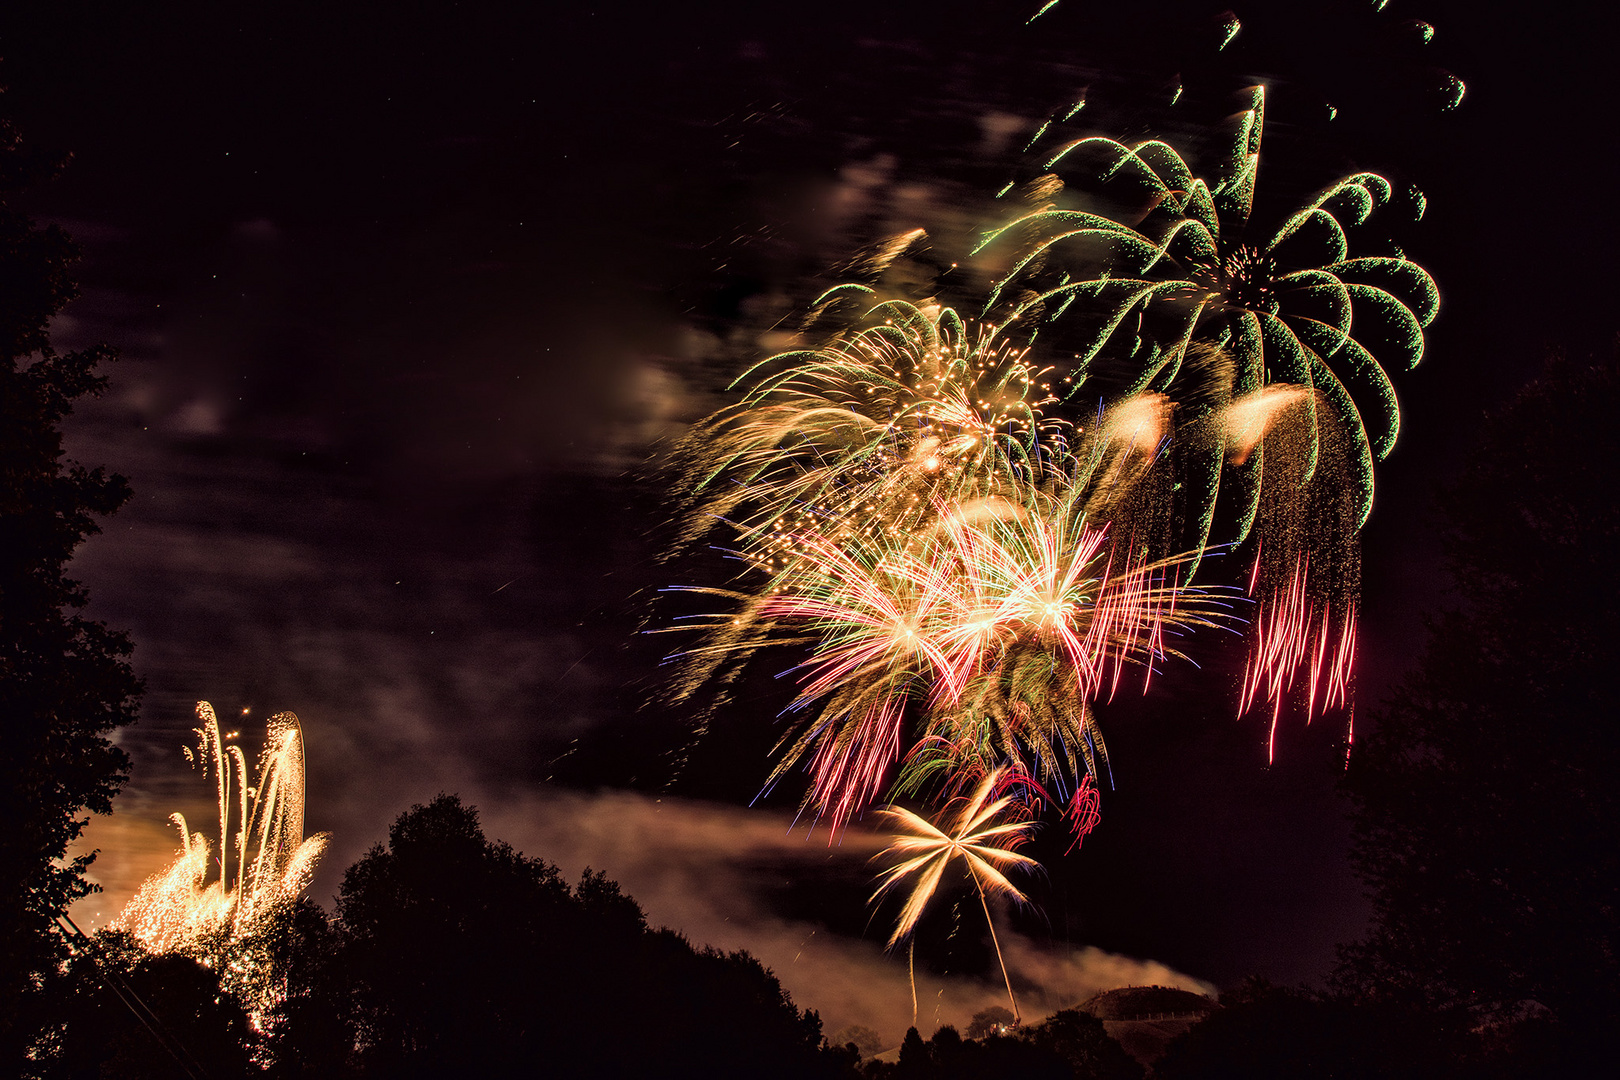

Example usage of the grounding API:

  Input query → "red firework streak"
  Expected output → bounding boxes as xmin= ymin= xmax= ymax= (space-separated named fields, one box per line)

xmin=1239 ymin=553 xmax=1356 ymax=762
xmin=1065 ymin=775 xmax=1102 ymax=853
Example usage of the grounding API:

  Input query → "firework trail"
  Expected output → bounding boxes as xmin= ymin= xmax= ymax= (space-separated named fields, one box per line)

xmin=111 ymin=702 xmax=328 ymax=1017
xmin=1239 ymin=558 xmax=1356 ymax=759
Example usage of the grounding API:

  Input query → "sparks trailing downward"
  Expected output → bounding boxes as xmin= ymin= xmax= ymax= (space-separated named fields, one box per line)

xmin=966 ymin=83 xmax=1424 ymax=727
xmin=1240 ymin=557 xmax=1357 ymax=760
xmin=111 ymin=702 xmax=328 ymax=1017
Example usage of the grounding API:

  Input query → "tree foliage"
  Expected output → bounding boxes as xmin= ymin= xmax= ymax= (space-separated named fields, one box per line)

xmin=1154 ymin=980 xmax=1453 ymax=1080
xmin=1337 ymin=352 xmax=1620 ymax=1060
xmin=20 ymin=795 xmax=856 ymax=1077
xmin=864 ymin=1012 xmax=1140 ymax=1080
xmin=30 ymin=931 xmax=254 ymax=1080
xmin=965 ymin=1006 xmax=1015 ymax=1040
xmin=0 ymin=109 xmax=140 ymax=1066
xmin=328 ymin=794 xmax=847 ymax=1079
xmin=879 ymin=1023 xmax=1063 ymax=1080
xmin=1018 ymin=1008 xmax=1143 ymax=1080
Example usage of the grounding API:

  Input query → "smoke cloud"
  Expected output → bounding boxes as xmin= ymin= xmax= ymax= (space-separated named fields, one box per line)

xmin=483 ymin=788 xmax=1215 ymax=1046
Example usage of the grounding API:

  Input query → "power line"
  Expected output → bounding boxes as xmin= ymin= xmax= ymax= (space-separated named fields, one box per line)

xmin=54 ymin=913 xmax=210 ymax=1080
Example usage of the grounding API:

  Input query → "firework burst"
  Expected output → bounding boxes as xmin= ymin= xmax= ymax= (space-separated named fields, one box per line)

xmin=981 ymin=85 xmax=1437 ymax=544
xmin=111 ymin=702 xmax=328 ymax=1017
xmin=668 ymin=299 xmax=1073 ymax=563
xmin=670 ymin=469 xmax=1227 ymax=831
xmin=871 ymin=766 xmax=1040 ymax=1021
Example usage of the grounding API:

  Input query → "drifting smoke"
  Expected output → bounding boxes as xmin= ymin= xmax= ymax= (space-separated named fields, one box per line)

xmin=482 ymin=786 xmax=1214 ymax=1045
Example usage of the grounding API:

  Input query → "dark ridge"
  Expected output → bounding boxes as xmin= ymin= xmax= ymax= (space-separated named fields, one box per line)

xmin=1080 ymin=985 xmax=1219 ymax=1021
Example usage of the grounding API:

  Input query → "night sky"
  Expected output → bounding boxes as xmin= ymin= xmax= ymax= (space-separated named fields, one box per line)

xmin=4 ymin=0 xmax=1612 ymax=1042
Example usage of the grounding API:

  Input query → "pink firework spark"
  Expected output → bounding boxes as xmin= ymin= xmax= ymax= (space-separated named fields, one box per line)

xmin=1066 ymin=774 xmax=1102 ymax=853
xmin=1239 ymin=556 xmax=1357 ymax=761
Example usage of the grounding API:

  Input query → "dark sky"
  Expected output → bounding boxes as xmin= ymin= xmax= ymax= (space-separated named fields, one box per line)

xmin=4 ymin=0 xmax=1613 ymax=1041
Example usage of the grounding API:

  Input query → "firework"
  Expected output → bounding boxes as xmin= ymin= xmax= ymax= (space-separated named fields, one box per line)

xmin=1222 ymin=385 xmax=1312 ymax=466
xmin=664 ymin=302 xmax=1244 ymax=832
xmin=1065 ymin=773 xmax=1102 ymax=853
xmin=666 ymin=63 xmax=1433 ymax=852
xmin=668 ymin=299 xmax=1072 ymax=563
xmin=670 ymin=465 xmax=1227 ymax=831
xmin=1239 ymin=556 xmax=1357 ymax=758
xmin=1224 ymin=382 xmax=1363 ymax=732
xmin=111 ymin=702 xmax=328 ymax=1017
xmin=981 ymin=85 xmax=1438 ymax=542
xmin=871 ymin=766 xmax=1040 ymax=1021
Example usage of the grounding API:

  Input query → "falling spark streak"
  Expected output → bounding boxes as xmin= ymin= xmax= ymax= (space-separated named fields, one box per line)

xmin=111 ymin=702 xmax=328 ymax=1017
xmin=1027 ymin=1 xmax=1062 ymax=24
xmin=1238 ymin=561 xmax=1357 ymax=758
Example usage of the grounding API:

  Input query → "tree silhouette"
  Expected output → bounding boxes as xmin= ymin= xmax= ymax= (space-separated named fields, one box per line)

xmin=965 ymin=1006 xmax=1015 ymax=1040
xmin=869 ymin=1020 xmax=1079 ymax=1080
xmin=335 ymin=794 xmax=850 ymax=1079
xmin=29 ymin=931 xmax=255 ymax=1080
xmin=260 ymin=898 xmax=355 ymax=1078
xmin=1153 ymin=981 xmax=1452 ymax=1080
xmin=0 ymin=109 xmax=141 ymax=1068
xmin=832 ymin=1023 xmax=884 ymax=1058
xmin=1018 ymin=1008 xmax=1143 ymax=1080
xmin=1337 ymin=351 xmax=1619 ymax=1068
xmin=336 ymin=794 xmax=576 ymax=1076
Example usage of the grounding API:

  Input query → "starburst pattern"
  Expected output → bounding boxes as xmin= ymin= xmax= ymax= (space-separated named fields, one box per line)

xmin=671 ymin=477 xmax=1225 ymax=830
xmin=872 ymin=766 xmax=1040 ymax=1020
